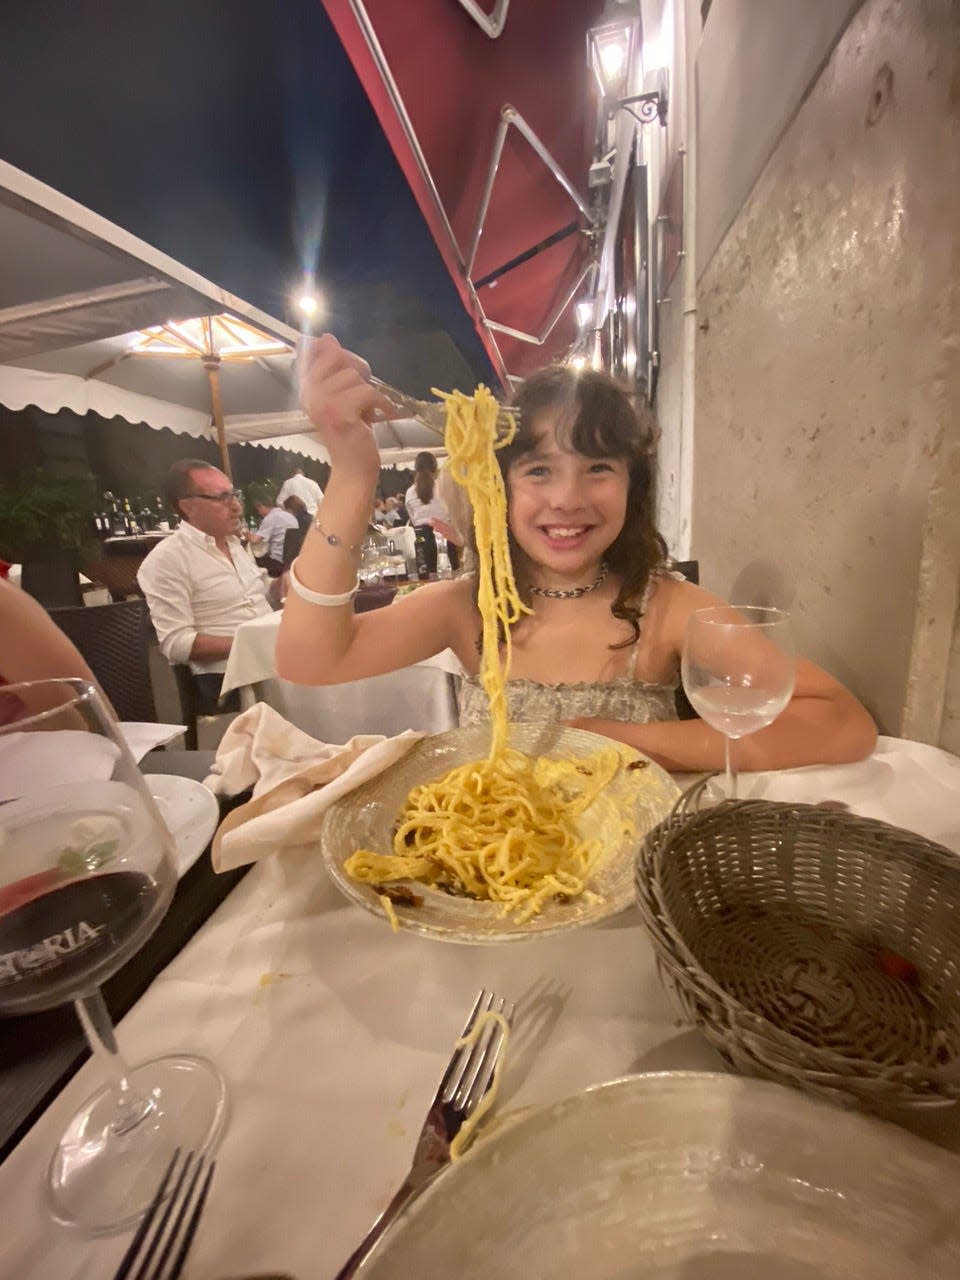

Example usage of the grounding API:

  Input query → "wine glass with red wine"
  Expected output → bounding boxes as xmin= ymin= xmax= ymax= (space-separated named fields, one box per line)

xmin=0 ymin=679 xmax=226 ymax=1234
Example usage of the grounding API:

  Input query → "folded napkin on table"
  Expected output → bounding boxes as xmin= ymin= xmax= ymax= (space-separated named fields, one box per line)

xmin=205 ymin=702 xmax=424 ymax=872
xmin=121 ymin=721 xmax=188 ymax=761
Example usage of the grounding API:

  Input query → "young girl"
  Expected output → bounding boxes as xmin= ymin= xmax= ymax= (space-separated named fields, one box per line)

xmin=276 ymin=335 xmax=876 ymax=772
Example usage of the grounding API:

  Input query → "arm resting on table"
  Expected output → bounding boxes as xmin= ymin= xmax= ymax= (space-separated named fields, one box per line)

xmin=569 ymin=658 xmax=877 ymax=772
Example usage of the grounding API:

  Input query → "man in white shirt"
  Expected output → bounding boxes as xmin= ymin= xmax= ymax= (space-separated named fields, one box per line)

xmin=275 ymin=467 xmax=324 ymax=515
xmin=249 ymin=498 xmax=299 ymax=576
xmin=138 ymin=460 xmax=275 ymax=707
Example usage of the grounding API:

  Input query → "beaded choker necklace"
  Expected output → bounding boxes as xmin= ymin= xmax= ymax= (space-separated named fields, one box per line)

xmin=528 ymin=561 xmax=608 ymax=600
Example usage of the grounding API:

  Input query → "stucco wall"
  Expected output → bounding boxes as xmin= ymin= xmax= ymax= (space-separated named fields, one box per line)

xmin=647 ymin=0 xmax=863 ymax=560
xmin=697 ymin=0 xmax=862 ymax=274
xmin=692 ymin=0 xmax=960 ymax=733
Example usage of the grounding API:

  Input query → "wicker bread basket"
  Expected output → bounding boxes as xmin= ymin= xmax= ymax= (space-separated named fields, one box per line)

xmin=635 ymin=781 xmax=960 ymax=1110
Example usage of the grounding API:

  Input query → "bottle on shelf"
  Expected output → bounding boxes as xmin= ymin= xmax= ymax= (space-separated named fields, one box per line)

xmin=109 ymin=494 xmax=127 ymax=537
xmin=123 ymin=499 xmax=141 ymax=535
xmin=155 ymin=497 xmax=171 ymax=533
xmin=94 ymin=495 xmax=111 ymax=537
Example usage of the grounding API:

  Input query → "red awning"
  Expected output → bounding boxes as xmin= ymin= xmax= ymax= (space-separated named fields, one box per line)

xmin=320 ymin=0 xmax=607 ymax=389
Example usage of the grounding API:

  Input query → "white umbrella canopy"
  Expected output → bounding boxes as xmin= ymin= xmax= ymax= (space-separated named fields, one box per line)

xmin=0 ymin=159 xmax=446 ymax=467
xmin=225 ymin=408 xmax=445 ymax=465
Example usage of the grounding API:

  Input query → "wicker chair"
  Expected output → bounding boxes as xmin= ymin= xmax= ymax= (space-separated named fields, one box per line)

xmin=48 ymin=599 xmax=158 ymax=722
xmin=170 ymin=663 xmax=242 ymax=751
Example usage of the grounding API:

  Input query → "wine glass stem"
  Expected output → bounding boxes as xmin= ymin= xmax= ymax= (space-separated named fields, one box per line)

xmin=724 ymin=735 xmax=739 ymax=800
xmin=74 ymin=989 xmax=156 ymax=1136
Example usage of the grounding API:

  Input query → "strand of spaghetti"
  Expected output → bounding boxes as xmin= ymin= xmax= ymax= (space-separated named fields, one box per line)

xmin=432 ymin=385 xmax=525 ymax=760
xmin=449 ymin=1010 xmax=511 ymax=1160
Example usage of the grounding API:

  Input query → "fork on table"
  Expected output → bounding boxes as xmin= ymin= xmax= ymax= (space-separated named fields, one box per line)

xmin=333 ymin=988 xmax=514 ymax=1279
xmin=112 ymin=1149 xmax=215 ymax=1280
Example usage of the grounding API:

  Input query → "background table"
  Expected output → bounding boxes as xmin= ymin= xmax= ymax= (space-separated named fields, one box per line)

xmin=81 ymin=532 xmax=170 ymax=601
xmin=1 ymin=737 xmax=959 ymax=1279
xmin=221 ymin=610 xmax=463 ymax=740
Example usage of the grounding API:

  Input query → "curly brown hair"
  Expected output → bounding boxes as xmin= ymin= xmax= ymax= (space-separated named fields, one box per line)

xmin=493 ymin=365 xmax=666 ymax=648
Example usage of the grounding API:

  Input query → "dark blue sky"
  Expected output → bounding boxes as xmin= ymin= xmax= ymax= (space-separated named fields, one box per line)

xmin=0 ymin=0 xmax=494 ymax=395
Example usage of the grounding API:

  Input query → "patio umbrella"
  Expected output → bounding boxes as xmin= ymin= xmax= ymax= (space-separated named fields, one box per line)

xmin=86 ymin=313 xmax=294 ymax=478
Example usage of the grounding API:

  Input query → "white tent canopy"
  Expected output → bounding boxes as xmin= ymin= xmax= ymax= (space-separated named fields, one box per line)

xmin=0 ymin=159 xmax=442 ymax=465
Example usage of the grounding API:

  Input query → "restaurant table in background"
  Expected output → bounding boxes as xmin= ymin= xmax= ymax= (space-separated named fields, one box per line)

xmin=102 ymin=533 xmax=170 ymax=555
xmin=81 ymin=531 xmax=170 ymax=601
xmin=221 ymin=609 xmax=463 ymax=740
xmin=1 ymin=736 xmax=958 ymax=1280
xmin=6 ymin=564 xmax=110 ymax=606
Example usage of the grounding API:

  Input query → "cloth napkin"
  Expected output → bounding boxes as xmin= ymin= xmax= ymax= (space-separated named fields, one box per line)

xmin=205 ymin=702 xmax=424 ymax=872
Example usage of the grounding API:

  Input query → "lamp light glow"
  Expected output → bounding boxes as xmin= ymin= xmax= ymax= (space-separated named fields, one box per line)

xmin=587 ymin=17 xmax=637 ymax=97
xmin=599 ymin=40 xmax=625 ymax=82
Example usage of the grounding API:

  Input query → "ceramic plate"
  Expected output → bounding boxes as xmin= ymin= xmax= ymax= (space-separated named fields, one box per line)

xmin=355 ymin=1072 xmax=960 ymax=1279
xmin=319 ymin=722 xmax=679 ymax=943
xmin=144 ymin=774 xmax=219 ymax=877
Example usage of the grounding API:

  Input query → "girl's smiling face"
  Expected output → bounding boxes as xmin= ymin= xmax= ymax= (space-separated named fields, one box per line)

xmin=506 ymin=410 xmax=630 ymax=584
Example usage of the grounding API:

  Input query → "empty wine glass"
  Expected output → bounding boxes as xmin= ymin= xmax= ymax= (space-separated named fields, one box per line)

xmin=0 ymin=679 xmax=226 ymax=1234
xmin=681 ymin=606 xmax=796 ymax=799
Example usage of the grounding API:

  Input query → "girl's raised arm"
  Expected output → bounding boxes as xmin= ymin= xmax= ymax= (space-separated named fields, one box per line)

xmin=275 ymin=336 xmax=470 ymax=686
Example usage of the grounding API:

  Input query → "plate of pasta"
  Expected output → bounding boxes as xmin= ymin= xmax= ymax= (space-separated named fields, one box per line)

xmin=319 ymin=721 xmax=679 ymax=943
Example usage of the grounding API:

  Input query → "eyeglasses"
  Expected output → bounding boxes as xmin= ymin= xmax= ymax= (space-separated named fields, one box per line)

xmin=184 ymin=489 xmax=243 ymax=505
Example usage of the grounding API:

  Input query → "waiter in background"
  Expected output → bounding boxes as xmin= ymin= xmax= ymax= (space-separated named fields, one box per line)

xmin=276 ymin=466 xmax=324 ymax=515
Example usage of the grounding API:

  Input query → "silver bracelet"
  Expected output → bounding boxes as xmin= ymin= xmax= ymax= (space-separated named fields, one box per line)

xmin=287 ymin=558 xmax=359 ymax=606
xmin=314 ymin=513 xmax=362 ymax=555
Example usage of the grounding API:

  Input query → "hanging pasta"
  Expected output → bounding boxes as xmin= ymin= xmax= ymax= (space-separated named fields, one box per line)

xmin=345 ymin=386 xmax=627 ymax=923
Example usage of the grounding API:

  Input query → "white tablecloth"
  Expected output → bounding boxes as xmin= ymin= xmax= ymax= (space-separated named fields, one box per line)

xmin=2 ymin=737 xmax=960 ymax=1279
xmin=221 ymin=610 xmax=463 ymax=741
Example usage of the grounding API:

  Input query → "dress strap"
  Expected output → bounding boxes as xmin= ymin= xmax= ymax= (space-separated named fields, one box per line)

xmin=628 ymin=637 xmax=641 ymax=679
xmin=628 ymin=570 xmax=666 ymax=679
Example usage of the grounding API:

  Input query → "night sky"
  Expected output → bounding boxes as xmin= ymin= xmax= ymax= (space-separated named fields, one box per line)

xmin=0 ymin=0 xmax=495 ymax=396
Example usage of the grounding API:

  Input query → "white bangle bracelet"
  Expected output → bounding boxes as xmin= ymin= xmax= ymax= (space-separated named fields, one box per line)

xmin=287 ymin=558 xmax=359 ymax=606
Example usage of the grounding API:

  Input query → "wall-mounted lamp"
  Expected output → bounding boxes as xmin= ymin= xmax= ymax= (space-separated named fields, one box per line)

xmin=587 ymin=10 xmax=668 ymax=128
xmin=587 ymin=15 xmax=637 ymax=101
